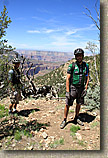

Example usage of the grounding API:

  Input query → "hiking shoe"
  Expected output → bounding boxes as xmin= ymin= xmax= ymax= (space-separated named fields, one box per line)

xmin=9 ymin=110 xmax=13 ymax=115
xmin=60 ymin=120 xmax=66 ymax=129
xmin=73 ymin=116 xmax=84 ymax=126
xmin=13 ymin=109 xmax=18 ymax=114
xmin=77 ymin=118 xmax=84 ymax=126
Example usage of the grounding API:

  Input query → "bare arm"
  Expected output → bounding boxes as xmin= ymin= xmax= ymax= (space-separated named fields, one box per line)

xmin=85 ymin=73 xmax=89 ymax=90
xmin=66 ymin=74 xmax=71 ymax=92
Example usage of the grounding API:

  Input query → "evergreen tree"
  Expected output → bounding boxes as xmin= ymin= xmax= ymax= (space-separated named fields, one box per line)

xmin=0 ymin=6 xmax=14 ymax=99
xmin=0 ymin=5 xmax=14 ymax=53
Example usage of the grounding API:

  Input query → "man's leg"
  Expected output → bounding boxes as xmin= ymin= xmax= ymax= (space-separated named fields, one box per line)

xmin=13 ymin=103 xmax=17 ymax=112
xmin=13 ymin=90 xmax=20 ymax=113
xmin=64 ymin=104 xmax=69 ymax=121
xmin=60 ymin=105 xmax=70 ymax=129
xmin=75 ymin=103 xmax=84 ymax=126
xmin=9 ymin=104 xmax=13 ymax=110
xmin=9 ymin=104 xmax=13 ymax=114
xmin=75 ymin=103 xmax=81 ymax=117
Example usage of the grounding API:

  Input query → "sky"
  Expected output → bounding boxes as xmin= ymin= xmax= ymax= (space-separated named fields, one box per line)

xmin=0 ymin=0 xmax=100 ymax=54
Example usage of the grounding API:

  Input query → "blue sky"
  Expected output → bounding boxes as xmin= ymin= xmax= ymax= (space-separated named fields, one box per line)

xmin=0 ymin=0 xmax=100 ymax=54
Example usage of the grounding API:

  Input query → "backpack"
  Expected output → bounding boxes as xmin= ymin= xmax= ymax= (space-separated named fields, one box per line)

xmin=70 ymin=61 xmax=89 ymax=86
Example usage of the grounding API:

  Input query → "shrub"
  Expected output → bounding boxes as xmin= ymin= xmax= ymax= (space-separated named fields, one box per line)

xmin=14 ymin=130 xmax=22 ymax=141
xmin=0 ymin=104 xmax=8 ymax=118
xmin=85 ymin=84 xmax=100 ymax=110
xmin=70 ymin=125 xmax=80 ymax=133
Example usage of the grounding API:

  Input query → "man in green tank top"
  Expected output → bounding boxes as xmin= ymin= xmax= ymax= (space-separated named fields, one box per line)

xmin=60 ymin=48 xmax=89 ymax=129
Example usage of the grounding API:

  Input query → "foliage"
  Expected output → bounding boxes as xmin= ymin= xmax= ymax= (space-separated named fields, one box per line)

xmin=14 ymin=130 xmax=22 ymax=141
xmin=0 ymin=104 xmax=8 ymax=118
xmin=85 ymin=42 xmax=100 ymax=85
xmin=70 ymin=125 xmax=80 ymax=133
xmin=90 ymin=121 xmax=99 ymax=128
xmin=0 ymin=6 xmax=12 ymax=38
xmin=0 ymin=110 xmax=50 ymax=142
xmin=49 ymin=137 xmax=64 ymax=148
xmin=85 ymin=84 xmax=100 ymax=110
xmin=33 ymin=53 xmax=100 ymax=110
xmin=78 ymin=140 xmax=85 ymax=146
xmin=0 ymin=5 xmax=14 ymax=53
xmin=34 ymin=54 xmax=100 ymax=99
xmin=0 ymin=55 xmax=13 ymax=99
xmin=0 ymin=6 xmax=15 ymax=99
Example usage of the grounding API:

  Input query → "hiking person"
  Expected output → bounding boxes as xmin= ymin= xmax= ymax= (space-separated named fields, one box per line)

xmin=8 ymin=58 xmax=22 ymax=114
xmin=60 ymin=48 xmax=89 ymax=129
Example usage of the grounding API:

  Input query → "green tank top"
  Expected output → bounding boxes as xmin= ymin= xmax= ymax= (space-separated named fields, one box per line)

xmin=67 ymin=62 xmax=89 ymax=86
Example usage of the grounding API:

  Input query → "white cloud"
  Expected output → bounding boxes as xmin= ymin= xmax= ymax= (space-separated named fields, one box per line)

xmin=24 ymin=24 xmax=99 ymax=52
xmin=65 ymin=24 xmax=97 ymax=36
xmin=8 ymin=41 xmax=28 ymax=49
xmin=43 ymin=29 xmax=56 ymax=33
xmin=32 ymin=16 xmax=60 ymax=24
xmin=27 ymin=24 xmax=97 ymax=36
xmin=32 ymin=16 xmax=46 ymax=21
xmin=37 ymin=8 xmax=52 ymax=14
xmin=77 ymin=24 xmax=97 ymax=31
xmin=27 ymin=28 xmax=62 ymax=34
xmin=27 ymin=30 xmax=41 ymax=33
xmin=66 ymin=30 xmax=77 ymax=35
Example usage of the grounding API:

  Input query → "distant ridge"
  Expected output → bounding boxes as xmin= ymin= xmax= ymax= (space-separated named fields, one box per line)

xmin=16 ymin=49 xmax=73 ymax=62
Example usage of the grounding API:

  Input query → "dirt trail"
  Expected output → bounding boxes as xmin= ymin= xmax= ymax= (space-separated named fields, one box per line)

xmin=0 ymin=97 xmax=100 ymax=150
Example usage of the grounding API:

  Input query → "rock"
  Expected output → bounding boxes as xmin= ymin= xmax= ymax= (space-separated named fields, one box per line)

xmin=96 ymin=115 xmax=100 ymax=121
xmin=30 ymin=131 xmax=35 ymax=136
xmin=28 ymin=146 xmax=33 ymax=150
xmin=48 ymin=110 xmax=55 ymax=114
xmin=85 ymin=127 xmax=90 ymax=130
xmin=32 ymin=102 xmax=35 ymax=105
xmin=46 ymin=93 xmax=52 ymax=100
xmin=46 ymin=113 xmax=50 ymax=117
xmin=92 ymin=112 xmax=97 ymax=116
xmin=40 ymin=140 xmax=44 ymax=144
xmin=96 ymin=136 xmax=99 ymax=139
xmin=45 ymin=138 xmax=51 ymax=144
xmin=45 ymin=143 xmax=49 ymax=148
xmin=12 ymin=143 xmax=16 ymax=147
xmin=81 ymin=109 xmax=85 ymax=113
xmin=69 ymin=116 xmax=73 ymax=119
xmin=0 ymin=143 xmax=2 ymax=147
xmin=90 ymin=140 xmax=93 ymax=144
xmin=88 ymin=146 xmax=92 ymax=150
xmin=75 ymin=133 xmax=82 ymax=140
xmin=35 ymin=131 xmax=38 ymax=135
xmin=40 ymin=128 xmax=44 ymax=132
xmin=50 ymin=136 xmax=55 ymax=142
xmin=85 ymin=141 xmax=87 ymax=143
xmin=41 ymin=132 xmax=48 ymax=139
xmin=44 ymin=138 xmax=52 ymax=148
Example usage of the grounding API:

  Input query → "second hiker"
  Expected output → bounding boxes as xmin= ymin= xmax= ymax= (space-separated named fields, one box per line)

xmin=8 ymin=58 xmax=22 ymax=114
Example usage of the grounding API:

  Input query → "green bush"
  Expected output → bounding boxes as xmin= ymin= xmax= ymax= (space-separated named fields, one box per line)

xmin=14 ymin=130 xmax=22 ymax=141
xmin=85 ymin=84 xmax=100 ymax=110
xmin=70 ymin=125 xmax=80 ymax=133
xmin=0 ymin=104 xmax=8 ymax=118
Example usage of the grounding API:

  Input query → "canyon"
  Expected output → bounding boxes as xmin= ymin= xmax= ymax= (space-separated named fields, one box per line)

xmin=17 ymin=49 xmax=73 ymax=76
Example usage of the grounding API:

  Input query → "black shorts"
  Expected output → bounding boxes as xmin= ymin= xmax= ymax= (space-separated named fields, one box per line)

xmin=66 ymin=85 xmax=84 ymax=106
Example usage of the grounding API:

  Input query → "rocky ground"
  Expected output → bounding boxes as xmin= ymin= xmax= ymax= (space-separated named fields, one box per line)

xmin=0 ymin=97 xmax=100 ymax=150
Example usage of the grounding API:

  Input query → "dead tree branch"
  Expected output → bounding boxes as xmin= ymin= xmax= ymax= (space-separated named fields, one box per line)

xmin=83 ymin=6 xmax=100 ymax=31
